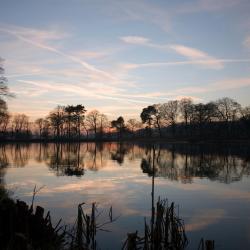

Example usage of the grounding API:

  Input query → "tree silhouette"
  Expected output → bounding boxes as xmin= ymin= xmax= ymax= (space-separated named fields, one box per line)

xmin=240 ymin=105 xmax=250 ymax=137
xmin=0 ymin=57 xmax=13 ymax=138
xmin=0 ymin=58 xmax=11 ymax=98
xmin=85 ymin=110 xmax=108 ymax=139
xmin=215 ymin=97 xmax=241 ymax=122
xmin=72 ymin=105 xmax=86 ymax=139
xmin=64 ymin=105 xmax=86 ymax=139
xmin=48 ymin=106 xmax=65 ymax=138
xmin=0 ymin=111 xmax=9 ymax=135
xmin=111 ymin=116 xmax=125 ymax=140
xmin=0 ymin=91 xmax=250 ymax=141
xmin=0 ymin=100 xmax=8 ymax=135
xmin=179 ymin=98 xmax=193 ymax=130
xmin=140 ymin=105 xmax=162 ymax=136
xmin=12 ymin=114 xmax=29 ymax=137
xmin=191 ymin=102 xmax=217 ymax=135
xmin=159 ymin=100 xmax=179 ymax=135
xmin=64 ymin=105 xmax=75 ymax=138
xmin=35 ymin=118 xmax=44 ymax=139
xmin=126 ymin=118 xmax=141 ymax=137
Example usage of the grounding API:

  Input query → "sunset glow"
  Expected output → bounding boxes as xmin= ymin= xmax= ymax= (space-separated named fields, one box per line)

xmin=1 ymin=0 xmax=250 ymax=119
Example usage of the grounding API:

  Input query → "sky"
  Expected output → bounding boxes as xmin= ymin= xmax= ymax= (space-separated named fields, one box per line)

xmin=0 ymin=0 xmax=250 ymax=120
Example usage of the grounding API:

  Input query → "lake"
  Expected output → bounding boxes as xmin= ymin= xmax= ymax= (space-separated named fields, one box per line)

xmin=0 ymin=143 xmax=250 ymax=249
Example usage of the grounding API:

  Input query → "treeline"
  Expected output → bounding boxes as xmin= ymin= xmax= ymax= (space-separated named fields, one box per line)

xmin=1 ymin=57 xmax=250 ymax=141
xmin=139 ymin=97 xmax=250 ymax=140
xmin=0 ymin=96 xmax=250 ymax=141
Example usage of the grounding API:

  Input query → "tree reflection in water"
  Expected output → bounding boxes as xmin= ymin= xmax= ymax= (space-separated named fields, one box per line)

xmin=140 ymin=144 xmax=250 ymax=184
xmin=0 ymin=143 xmax=249 ymax=183
xmin=110 ymin=143 xmax=129 ymax=165
xmin=0 ymin=145 xmax=9 ymax=186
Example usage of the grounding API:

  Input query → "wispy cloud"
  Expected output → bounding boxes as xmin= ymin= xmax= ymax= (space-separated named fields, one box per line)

xmin=169 ymin=44 xmax=209 ymax=59
xmin=0 ymin=23 xmax=68 ymax=42
xmin=186 ymin=209 xmax=225 ymax=232
xmin=211 ymin=77 xmax=250 ymax=90
xmin=178 ymin=0 xmax=242 ymax=13
xmin=8 ymin=100 xmax=55 ymax=118
xmin=243 ymin=35 xmax=250 ymax=48
xmin=120 ymin=36 xmax=150 ymax=45
xmin=108 ymin=0 xmax=171 ymax=32
xmin=17 ymin=79 xmax=150 ymax=105
xmin=120 ymin=35 xmax=166 ymax=49
xmin=72 ymin=50 xmax=109 ymax=59
xmin=114 ymin=77 xmax=250 ymax=101
xmin=172 ymin=77 xmax=250 ymax=96
xmin=0 ymin=24 xmax=121 ymax=83
xmin=123 ymin=58 xmax=250 ymax=70
xmin=1 ymin=0 xmax=249 ymax=120
xmin=120 ymin=36 xmax=227 ymax=69
xmin=169 ymin=44 xmax=223 ymax=69
xmin=13 ymin=76 xmax=250 ymax=119
xmin=94 ymin=0 xmax=245 ymax=34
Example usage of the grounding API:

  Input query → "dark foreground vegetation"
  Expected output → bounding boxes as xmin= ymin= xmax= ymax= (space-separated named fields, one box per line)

xmin=0 ymin=192 xmax=66 ymax=249
xmin=0 ymin=187 xmax=214 ymax=250
xmin=0 ymin=189 xmax=193 ymax=250
xmin=0 ymin=144 xmax=218 ymax=250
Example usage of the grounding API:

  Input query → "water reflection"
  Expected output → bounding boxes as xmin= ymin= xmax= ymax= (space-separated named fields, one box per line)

xmin=45 ymin=144 xmax=85 ymax=176
xmin=110 ymin=143 xmax=128 ymax=165
xmin=0 ymin=143 xmax=249 ymax=183
xmin=1 ymin=142 xmax=250 ymax=249
xmin=0 ymin=146 xmax=9 ymax=185
xmin=140 ymin=144 xmax=250 ymax=183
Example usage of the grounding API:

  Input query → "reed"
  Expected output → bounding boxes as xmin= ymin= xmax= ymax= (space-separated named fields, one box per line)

xmin=198 ymin=238 xmax=215 ymax=250
xmin=122 ymin=197 xmax=188 ymax=250
xmin=69 ymin=202 xmax=118 ymax=250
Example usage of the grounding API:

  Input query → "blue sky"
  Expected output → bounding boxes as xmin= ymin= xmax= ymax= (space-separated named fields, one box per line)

xmin=1 ymin=0 xmax=250 ymax=119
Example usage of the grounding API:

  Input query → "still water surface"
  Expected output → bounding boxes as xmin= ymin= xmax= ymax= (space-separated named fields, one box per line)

xmin=1 ymin=143 xmax=250 ymax=249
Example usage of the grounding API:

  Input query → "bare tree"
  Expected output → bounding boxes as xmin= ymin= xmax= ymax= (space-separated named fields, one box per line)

xmin=191 ymin=102 xmax=217 ymax=135
xmin=0 ymin=57 xmax=13 ymax=138
xmin=86 ymin=110 xmax=107 ymax=139
xmin=0 ymin=58 xmax=10 ymax=98
xmin=0 ymin=100 xmax=9 ymax=133
xmin=86 ymin=110 xmax=100 ymax=138
xmin=35 ymin=118 xmax=44 ymax=138
xmin=159 ymin=100 xmax=179 ymax=135
xmin=12 ymin=114 xmax=29 ymax=135
xmin=241 ymin=106 xmax=250 ymax=120
xmin=179 ymin=98 xmax=193 ymax=128
xmin=99 ymin=113 xmax=109 ymax=137
xmin=127 ymin=119 xmax=141 ymax=134
xmin=0 ymin=111 xmax=10 ymax=134
xmin=41 ymin=119 xmax=50 ymax=138
xmin=48 ymin=106 xmax=65 ymax=138
xmin=240 ymin=106 xmax=250 ymax=137
xmin=215 ymin=97 xmax=241 ymax=122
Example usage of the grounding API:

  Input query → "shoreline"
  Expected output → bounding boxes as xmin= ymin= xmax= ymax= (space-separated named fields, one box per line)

xmin=1 ymin=137 xmax=250 ymax=144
